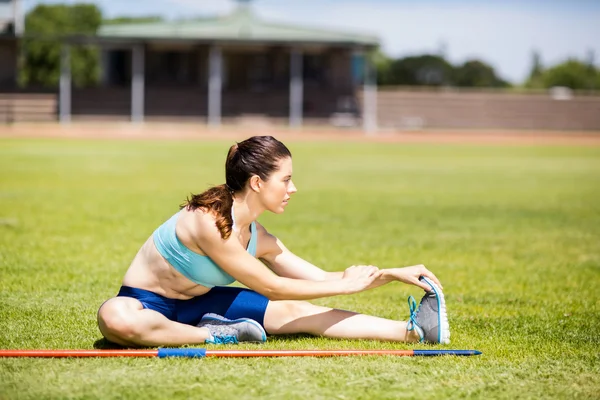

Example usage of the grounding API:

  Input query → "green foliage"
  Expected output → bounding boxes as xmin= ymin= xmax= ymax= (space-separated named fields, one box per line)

xmin=529 ymin=50 xmax=543 ymax=79
xmin=524 ymin=54 xmax=599 ymax=90
xmin=376 ymin=48 xmax=598 ymax=89
xmin=376 ymin=54 xmax=507 ymax=87
xmin=372 ymin=49 xmax=392 ymax=86
xmin=454 ymin=59 xmax=509 ymax=88
xmin=386 ymin=54 xmax=454 ymax=86
xmin=542 ymin=59 xmax=598 ymax=90
xmin=20 ymin=4 xmax=102 ymax=87
xmin=524 ymin=50 xmax=545 ymax=89
xmin=1 ymin=138 xmax=599 ymax=399
xmin=103 ymin=16 xmax=163 ymax=25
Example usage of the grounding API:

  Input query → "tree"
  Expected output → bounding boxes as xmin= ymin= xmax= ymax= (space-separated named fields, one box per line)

xmin=525 ymin=49 xmax=544 ymax=88
xmin=20 ymin=4 xmax=102 ymax=87
xmin=372 ymin=50 xmax=392 ymax=85
xmin=542 ymin=59 xmax=597 ymax=90
xmin=387 ymin=54 xmax=454 ymax=86
xmin=454 ymin=59 xmax=509 ymax=88
xmin=585 ymin=49 xmax=597 ymax=91
xmin=103 ymin=16 xmax=163 ymax=25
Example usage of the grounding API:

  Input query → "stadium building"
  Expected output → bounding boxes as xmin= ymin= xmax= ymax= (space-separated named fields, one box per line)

xmin=61 ymin=0 xmax=379 ymax=129
xmin=0 ymin=0 xmax=22 ymax=87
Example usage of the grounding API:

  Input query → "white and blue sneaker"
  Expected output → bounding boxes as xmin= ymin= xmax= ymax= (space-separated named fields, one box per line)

xmin=406 ymin=276 xmax=451 ymax=344
xmin=198 ymin=313 xmax=267 ymax=344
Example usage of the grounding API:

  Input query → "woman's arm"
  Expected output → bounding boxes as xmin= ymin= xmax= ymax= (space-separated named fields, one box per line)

xmin=192 ymin=216 xmax=382 ymax=301
xmin=257 ymin=224 xmax=443 ymax=292
xmin=256 ymin=225 xmax=337 ymax=281
xmin=363 ymin=265 xmax=444 ymax=291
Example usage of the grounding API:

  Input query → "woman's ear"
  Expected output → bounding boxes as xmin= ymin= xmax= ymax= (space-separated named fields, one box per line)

xmin=249 ymin=175 xmax=261 ymax=192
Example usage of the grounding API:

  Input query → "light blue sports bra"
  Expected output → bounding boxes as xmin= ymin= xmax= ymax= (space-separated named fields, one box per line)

xmin=152 ymin=210 xmax=257 ymax=288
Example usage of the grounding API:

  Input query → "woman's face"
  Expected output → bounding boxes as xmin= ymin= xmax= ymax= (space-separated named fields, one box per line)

xmin=259 ymin=157 xmax=297 ymax=214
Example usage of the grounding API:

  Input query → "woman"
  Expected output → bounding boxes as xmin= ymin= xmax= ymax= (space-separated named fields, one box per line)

xmin=97 ymin=136 xmax=450 ymax=347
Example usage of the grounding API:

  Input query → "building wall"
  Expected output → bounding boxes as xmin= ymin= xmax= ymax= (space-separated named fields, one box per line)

xmin=0 ymin=38 xmax=17 ymax=87
xmin=328 ymin=49 xmax=353 ymax=91
xmin=47 ymin=87 xmax=600 ymax=130
xmin=360 ymin=89 xmax=600 ymax=131
xmin=0 ymin=92 xmax=57 ymax=123
xmin=4 ymin=86 xmax=599 ymax=130
xmin=103 ymin=45 xmax=355 ymax=92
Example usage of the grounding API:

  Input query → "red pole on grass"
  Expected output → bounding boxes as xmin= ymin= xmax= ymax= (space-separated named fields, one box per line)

xmin=0 ymin=349 xmax=481 ymax=358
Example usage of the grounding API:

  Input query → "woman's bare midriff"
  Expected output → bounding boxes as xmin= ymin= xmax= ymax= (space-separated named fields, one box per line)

xmin=122 ymin=236 xmax=211 ymax=299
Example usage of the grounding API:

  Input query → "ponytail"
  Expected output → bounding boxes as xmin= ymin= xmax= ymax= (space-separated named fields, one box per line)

xmin=180 ymin=136 xmax=291 ymax=239
xmin=180 ymin=184 xmax=234 ymax=240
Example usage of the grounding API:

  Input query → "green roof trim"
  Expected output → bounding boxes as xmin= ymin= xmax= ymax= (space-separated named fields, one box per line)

xmin=97 ymin=6 xmax=379 ymax=47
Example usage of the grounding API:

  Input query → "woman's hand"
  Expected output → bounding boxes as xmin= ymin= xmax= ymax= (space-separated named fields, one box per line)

xmin=393 ymin=264 xmax=444 ymax=291
xmin=341 ymin=265 xmax=383 ymax=294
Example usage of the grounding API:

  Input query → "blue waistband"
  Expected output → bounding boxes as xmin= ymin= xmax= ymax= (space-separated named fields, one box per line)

xmin=116 ymin=285 xmax=269 ymax=327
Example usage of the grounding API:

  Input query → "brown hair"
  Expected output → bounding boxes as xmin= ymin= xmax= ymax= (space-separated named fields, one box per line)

xmin=181 ymin=136 xmax=292 ymax=239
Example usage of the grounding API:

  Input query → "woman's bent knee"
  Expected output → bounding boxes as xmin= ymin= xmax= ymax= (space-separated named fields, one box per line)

xmin=97 ymin=297 xmax=144 ymax=343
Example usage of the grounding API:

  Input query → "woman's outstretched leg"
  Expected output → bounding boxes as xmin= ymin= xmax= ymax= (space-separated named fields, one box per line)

xmin=263 ymin=300 xmax=421 ymax=342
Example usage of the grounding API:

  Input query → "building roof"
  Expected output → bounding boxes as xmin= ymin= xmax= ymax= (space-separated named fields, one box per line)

xmin=97 ymin=5 xmax=379 ymax=48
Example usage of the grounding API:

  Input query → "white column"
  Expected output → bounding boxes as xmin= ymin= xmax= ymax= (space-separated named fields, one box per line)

xmin=59 ymin=44 xmax=71 ymax=124
xmin=131 ymin=44 xmax=145 ymax=123
xmin=289 ymin=48 xmax=303 ymax=127
xmin=13 ymin=0 xmax=24 ymax=36
xmin=363 ymin=51 xmax=378 ymax=135
xmin=208 ymin=45 xmax=222 ymax=127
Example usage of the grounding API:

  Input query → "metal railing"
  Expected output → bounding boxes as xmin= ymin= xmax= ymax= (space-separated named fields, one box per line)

xmin=0 ymin=93 xmax=57 ymax=123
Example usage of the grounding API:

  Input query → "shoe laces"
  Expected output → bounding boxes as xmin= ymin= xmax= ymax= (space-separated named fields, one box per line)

xmin=203 ymin=322 xmax=240 ymax=344
xmin=210 ymin=335 xmax=239 ymax=344
xmin=406 ymin=295 xmax=424 ymax=342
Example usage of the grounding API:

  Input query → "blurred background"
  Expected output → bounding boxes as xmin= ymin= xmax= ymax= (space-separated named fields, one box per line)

xmin=0 ymin=0 xmax=599 ymax=131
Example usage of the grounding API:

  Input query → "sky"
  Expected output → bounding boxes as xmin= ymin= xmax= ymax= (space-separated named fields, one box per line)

xmin=23 ymin=0 xmax=600 ymax=84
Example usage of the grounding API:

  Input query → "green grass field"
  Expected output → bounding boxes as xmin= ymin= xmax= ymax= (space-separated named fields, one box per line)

xmin=1 ymin=137 xmax=599 ymax=399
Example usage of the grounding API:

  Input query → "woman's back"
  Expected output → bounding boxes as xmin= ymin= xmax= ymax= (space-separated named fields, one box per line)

xmin=122 ymin=209 xmax=247 ymax=298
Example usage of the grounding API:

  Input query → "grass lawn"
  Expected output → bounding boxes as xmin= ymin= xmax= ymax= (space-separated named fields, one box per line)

xmin=0 ymin=137 xmax=599 ymax=399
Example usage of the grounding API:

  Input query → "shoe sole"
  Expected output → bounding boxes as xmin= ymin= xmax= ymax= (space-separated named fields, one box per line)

xmin=420 ymin=276 xmax=451 ymax=344
xmin=200 ymin=315 xmax=267 ymax=342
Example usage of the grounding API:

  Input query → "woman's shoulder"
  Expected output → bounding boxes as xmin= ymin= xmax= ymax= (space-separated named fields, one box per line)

xmin=254 ymin=221 xmax=279 ymax=252
xmin=254 ymin=221 xmax=272 ymax=238
xmin=179 ymin=207 xmax=220 ymax=241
